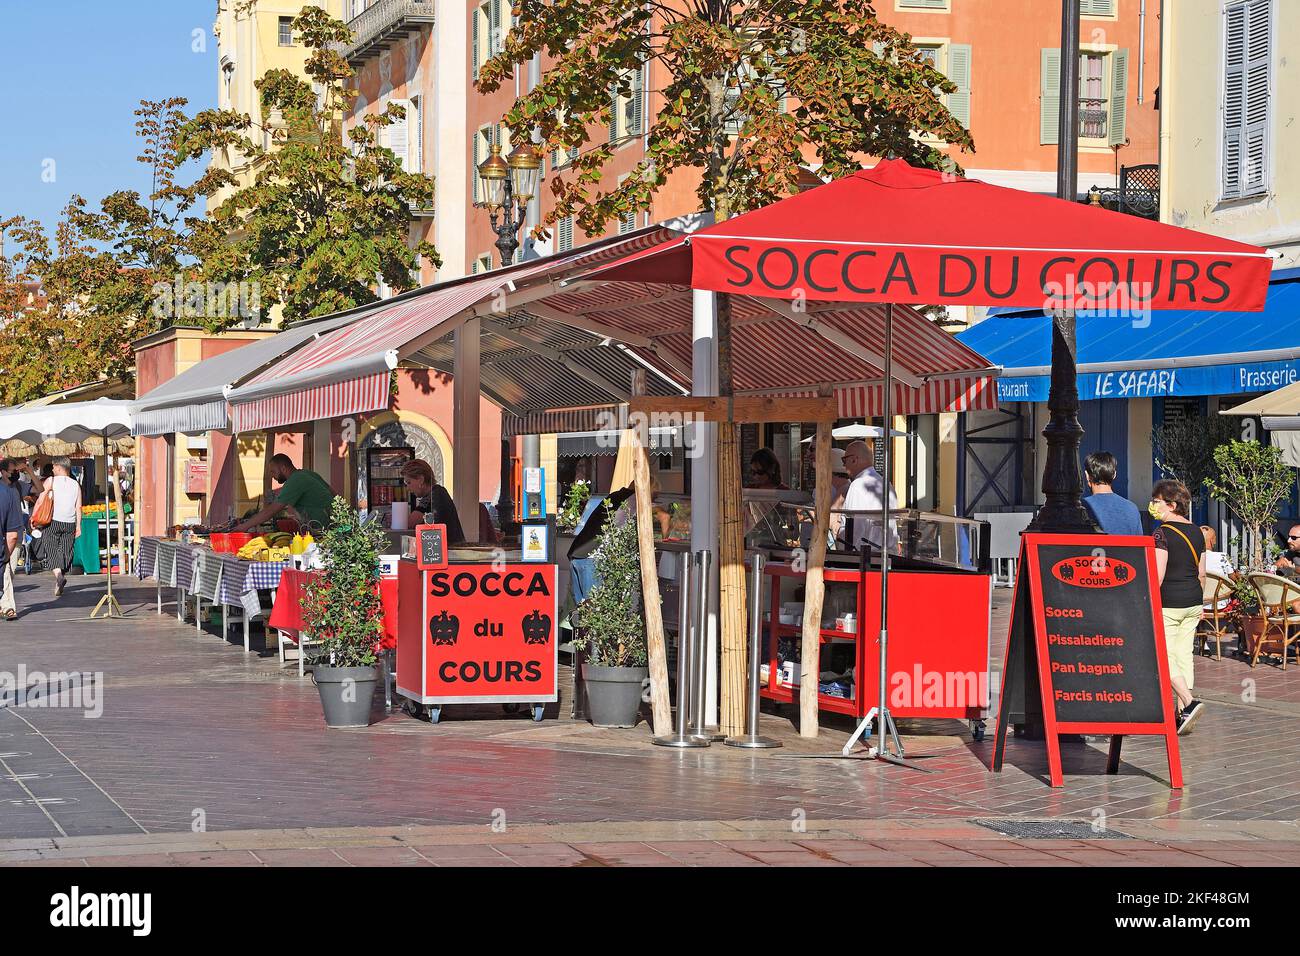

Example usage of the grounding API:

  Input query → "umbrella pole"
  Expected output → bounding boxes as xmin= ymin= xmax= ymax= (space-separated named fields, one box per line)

xmin=842 ymin=303 xmax=930 ymax=770
xmin=90 ymin=429 xmax=125 ymax=619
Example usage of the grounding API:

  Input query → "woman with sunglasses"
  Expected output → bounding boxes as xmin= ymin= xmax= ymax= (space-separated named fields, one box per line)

xmin=1149 ymin=480 xmax=1206 ymax=735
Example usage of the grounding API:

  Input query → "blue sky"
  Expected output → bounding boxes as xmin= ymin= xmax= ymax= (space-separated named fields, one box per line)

xmin=0 ymin=2 xmax=216 ymax=235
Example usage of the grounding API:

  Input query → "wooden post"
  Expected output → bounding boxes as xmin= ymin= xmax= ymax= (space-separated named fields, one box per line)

xmin=630 ymin=372 xmax=673 ymax=736
xmin=716 ymin=292 xmax=746 ymax=737
xmin=799 ymin=388 xmax=834 ymax=737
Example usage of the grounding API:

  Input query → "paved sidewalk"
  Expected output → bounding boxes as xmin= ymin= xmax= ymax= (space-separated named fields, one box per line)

xmin=5 ymin=818 xmax=1299 ymax=867
xmin=0 ymin=575 xmax=1298 ymax=861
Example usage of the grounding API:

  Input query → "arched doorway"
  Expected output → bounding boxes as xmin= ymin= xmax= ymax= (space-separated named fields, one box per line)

xmin=357 ymin=419 xmax=445 ymax=511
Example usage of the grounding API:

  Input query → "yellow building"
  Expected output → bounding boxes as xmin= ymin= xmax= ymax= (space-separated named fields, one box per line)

xmin=211 ymin=0 xmax=345 ymax=209
xmin=1160 ymin=0 xmax=1297 ymax=268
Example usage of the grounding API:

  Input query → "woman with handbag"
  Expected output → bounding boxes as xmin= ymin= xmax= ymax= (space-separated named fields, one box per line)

xmin=43 ymin=458 xmax=81 ymax=598
xmin=26 ymin=462 xmax=54 ymax=571
xmin=1150 ymin=479 xmax=1207 ymax=736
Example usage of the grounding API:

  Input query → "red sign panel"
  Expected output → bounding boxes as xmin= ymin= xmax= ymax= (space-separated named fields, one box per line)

xmin=418 ymin=564 xmax=558 ymax=703
xmin=992 ymin=534 xmax=1182 ymax=790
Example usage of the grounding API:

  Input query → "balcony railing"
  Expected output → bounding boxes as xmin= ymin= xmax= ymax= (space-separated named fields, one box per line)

xmin=344 ymin=0 xmax=435 ymax=62
xmin=1089 ymin=164 xmax=1160 ymax=221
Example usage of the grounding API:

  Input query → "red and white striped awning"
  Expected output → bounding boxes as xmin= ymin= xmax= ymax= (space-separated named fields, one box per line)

xmin=224 ymin=229 xmax=679 ymax=432
xmin=221 ymin=226 xmax=998 ymax=434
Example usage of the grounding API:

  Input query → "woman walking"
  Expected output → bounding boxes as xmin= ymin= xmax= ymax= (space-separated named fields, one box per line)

xmin=1149 ymin=479 xmax=1206 ymax=735
xmin=45 ymin=458 xmax=82 ymax=598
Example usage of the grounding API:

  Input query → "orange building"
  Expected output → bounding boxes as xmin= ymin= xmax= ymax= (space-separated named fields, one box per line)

xmin=343 ymin=0 xmax=1160 ymax=277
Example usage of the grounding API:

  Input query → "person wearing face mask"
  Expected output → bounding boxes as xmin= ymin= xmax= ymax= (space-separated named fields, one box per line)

xmin=1149 ymin=480 xmax=1207 ymax=735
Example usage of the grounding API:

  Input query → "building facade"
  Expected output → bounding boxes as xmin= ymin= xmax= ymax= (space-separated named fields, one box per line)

xmin=210 ymin=0 xmax=347 ymax=209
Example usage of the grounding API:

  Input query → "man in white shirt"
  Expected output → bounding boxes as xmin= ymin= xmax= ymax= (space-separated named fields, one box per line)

xmin=839 ymin=439 xmax=899 ymax=551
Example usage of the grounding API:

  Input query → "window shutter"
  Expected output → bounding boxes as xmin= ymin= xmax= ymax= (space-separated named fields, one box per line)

xmin=609 ymin=82 xmax=619 ymax=143
xmin=630 ymin=65 xmax=644 ymax=135
xmin=473 ymin=127 xmax=487 ymax=204
xmin=557 ymin=216 xmax=573 ymax=252
xmin=1243 ymin=0 xmax=1271 ymax=195
xmin=472 ymin=6 xmax=481 ymax=80
xmin=388 ymin=98 xmax=410 ymax=170
xmin=1107 ymin=48 xmax=1129 ymax=146
xmin=1040 ymin=48 xmax=1061 ymax=145
xmin=1080 ymin=0 xmax=1115 ymax=16
xmin=489 ymin=0 xmax=502 ymax=55
xmin=946 ymin=44 xmax=972 ymax=129
xmin=409 ymin=97 xmax=422 ymax=173
xmin=898 ymin=0 xmax=947 ymax=8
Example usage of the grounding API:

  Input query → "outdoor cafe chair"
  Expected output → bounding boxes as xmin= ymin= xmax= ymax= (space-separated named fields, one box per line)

xmin=1199 ymin=572 xmax=1236 ymax=661
xmin=1245 ymin=572 xmax=1300 ymax=670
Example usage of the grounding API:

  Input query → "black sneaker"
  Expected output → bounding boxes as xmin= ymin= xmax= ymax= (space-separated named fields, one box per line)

xmin=1177 ymin=700 xmax=1206 ymax=736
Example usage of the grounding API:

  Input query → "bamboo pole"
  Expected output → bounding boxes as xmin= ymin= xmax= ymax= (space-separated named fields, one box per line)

xmin=629 ymin=371 xmax=672 ymax=736
xmin=716 ymin=292 xmax=746 ymax=737
xmin=799 ymin=389 xmax=834 ymax=737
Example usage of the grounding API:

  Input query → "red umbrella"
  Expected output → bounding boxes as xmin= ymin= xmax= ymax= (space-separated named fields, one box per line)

xmin=588 ymin=158 xmax=1272 ymax=761
xmin=591 ymin=158 xmax=1271 ymax=312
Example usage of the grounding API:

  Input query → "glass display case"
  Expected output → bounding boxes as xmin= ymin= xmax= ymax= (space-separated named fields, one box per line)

xmin=742 ymin=499 xmax=987 ymax=573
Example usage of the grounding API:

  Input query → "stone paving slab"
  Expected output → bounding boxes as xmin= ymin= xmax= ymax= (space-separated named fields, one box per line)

xmin=1 ymin=816 xmax=1293 ymax=867
xmin=0 ymin=576 xmax=1298 ymax=860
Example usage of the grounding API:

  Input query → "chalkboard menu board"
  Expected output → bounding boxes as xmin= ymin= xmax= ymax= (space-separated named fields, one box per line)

xmin=415 ymin=523 xmax=447 ymax=570
xmin=992 ymin=533 xmax=1183 ymax=789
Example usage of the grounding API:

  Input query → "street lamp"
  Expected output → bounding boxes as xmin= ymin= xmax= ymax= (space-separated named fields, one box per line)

xmin=476 ymin=141 xmax=543 ymax=268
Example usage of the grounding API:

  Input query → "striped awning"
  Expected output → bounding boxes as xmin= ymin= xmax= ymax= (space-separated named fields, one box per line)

xmin=503 ymin=405 xmax=620 ymax=437
xmin=217 ymin=225 xmax=997 ymax=433
xmin=224 ymin=230 xmax=678 ymax=432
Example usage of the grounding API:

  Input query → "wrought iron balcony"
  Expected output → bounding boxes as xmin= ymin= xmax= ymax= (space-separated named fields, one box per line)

xmin=1087 ymin=164 xmax=1160 ymax=221
xmin=344 ymin=0 xmax=435 ymax=62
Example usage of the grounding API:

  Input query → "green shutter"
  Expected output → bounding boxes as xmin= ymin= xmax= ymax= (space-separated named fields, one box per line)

xmin=899 ymin=0 xmax=947 ymax=8
xmin=1080 ymin=0 xmax=1115 ymax=16
xmin=609 ymin=82 xmax=619 ymax=143
xmin=472 ymin=7 xmax=481 ymax=80
xmin=630 ymin=66 xmax=644 ymax=135
xmin=946 ymin=44 xmax=972 ymax=129
xmin=1108 ymin=48 xmax=1129 ymax=146
xmin=1040 ymin=48 xmax=1061 ymax=145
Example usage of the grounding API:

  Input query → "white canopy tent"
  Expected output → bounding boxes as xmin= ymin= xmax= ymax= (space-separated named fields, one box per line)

xmin=0 ymin=399 xmax=135 ymax=618
xmin=1219 ymin=381 xmax=1300 ymax=466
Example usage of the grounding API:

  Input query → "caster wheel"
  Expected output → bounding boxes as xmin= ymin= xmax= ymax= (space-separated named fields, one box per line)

xmin=531 ymin=704 xmax=545 ymax=722
xmin=429 ymin=706 xmax=442 ymax=724
xmin=502 ymin=702 xmax=521 ymax=714
xmin=401 ymin=700 xmax=429 ymax=721
xmin=971 ymin=720 xmax=987 ymax=742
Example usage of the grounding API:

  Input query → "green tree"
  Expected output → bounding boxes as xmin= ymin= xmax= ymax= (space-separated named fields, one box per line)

xmin=183 ymin=6 xmax=439 ymax=323
xmin=479 ymin=0 xmax=972 ymax=236
xmin=1207 ymin=440 xmax=1295 ymax=568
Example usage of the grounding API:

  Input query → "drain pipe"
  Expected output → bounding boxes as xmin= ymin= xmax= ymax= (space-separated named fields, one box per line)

xmin=1137 ymin=0 xmax=1146 ymax=104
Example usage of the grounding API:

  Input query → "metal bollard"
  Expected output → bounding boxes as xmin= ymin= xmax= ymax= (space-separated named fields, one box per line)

xmin=654 ymin=551 xmax=709 ymax=748
xmin=726 ymin=552 xmax=781 ymax=748
xmin=688 ymin=549 xmax=725 ymax=741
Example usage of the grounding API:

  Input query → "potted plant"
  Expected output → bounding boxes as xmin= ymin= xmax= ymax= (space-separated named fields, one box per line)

xmin=557 ymin=479 xmax=591 ymax=534
xmin=572 ymin=502 xmax=648 ymax=727
xmin=302 ymin=497 xmax=389 ymax=728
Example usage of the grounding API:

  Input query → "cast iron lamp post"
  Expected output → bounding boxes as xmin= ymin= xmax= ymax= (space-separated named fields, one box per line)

xmin=475 ymin=142 xmax=542 ymax=268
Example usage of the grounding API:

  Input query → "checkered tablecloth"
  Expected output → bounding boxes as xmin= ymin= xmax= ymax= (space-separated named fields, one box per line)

xmin=173 ymin=546 xmax=197 ymax=591
xmin=216 ymin=555 xmax=290 ymax=618
xmin=136 ymin=537 xmax=160 ymax=581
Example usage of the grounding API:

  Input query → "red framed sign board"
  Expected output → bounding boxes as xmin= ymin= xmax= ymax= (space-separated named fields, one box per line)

xmin=397 ymin=560 xmax=558 ymax=706
xmin=991 ymin=533 xmax=1183 ymax=789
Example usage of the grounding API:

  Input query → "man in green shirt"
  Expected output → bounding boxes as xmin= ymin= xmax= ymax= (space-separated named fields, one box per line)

xmin=234 ymin=454 xmax=335 ymax=532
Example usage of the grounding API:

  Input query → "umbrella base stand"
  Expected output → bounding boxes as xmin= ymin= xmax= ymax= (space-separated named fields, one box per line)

xmin=842 ymin=706 xmax=935 ymax=772
xmin=89 ymin=590 xmax=127 ymax=620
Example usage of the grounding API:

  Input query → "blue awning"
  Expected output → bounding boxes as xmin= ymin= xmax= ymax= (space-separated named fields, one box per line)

xmin=958 ymin=269 xmax=1300 ymax=402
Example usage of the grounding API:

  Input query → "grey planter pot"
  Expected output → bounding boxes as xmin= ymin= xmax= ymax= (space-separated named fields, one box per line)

xmin=583 ymin=663 xmax=649 ymax=728
xmin=312 ymin=664 xmax=379 ymax=728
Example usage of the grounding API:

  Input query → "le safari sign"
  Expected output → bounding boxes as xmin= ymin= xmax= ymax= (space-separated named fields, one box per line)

xmin=992 ymin=534 xmax=1183 ymax=789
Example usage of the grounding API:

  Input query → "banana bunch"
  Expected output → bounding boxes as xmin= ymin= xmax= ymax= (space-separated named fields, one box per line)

xmin=236 ymin=536 xmax=270 ymax=559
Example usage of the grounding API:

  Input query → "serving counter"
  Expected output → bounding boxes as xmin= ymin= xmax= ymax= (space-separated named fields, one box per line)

xmin=395 ymin=542 xmax=558 ymax=724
